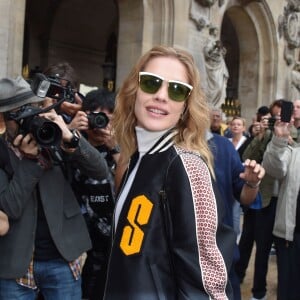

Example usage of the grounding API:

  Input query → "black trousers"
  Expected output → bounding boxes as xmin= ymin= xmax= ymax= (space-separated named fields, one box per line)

xmin=275 ymin=233 xmax=300 ymax=300
xmin=235 ymin=197 xmax=277 ymax=299
xmin=82 ymin=249 xmax=108 ymax=300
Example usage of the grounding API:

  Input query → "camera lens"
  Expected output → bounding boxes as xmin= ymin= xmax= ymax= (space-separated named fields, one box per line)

xmin=37 ymin=123 xmax=58 ymax=145
xmin=30 ymin=117 xmax=62 ymax=147
xmin=88 ymin=112 xmax=109 ymax=129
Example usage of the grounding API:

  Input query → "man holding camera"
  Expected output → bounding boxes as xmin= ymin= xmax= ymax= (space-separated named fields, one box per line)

xmin=263 ymin=111 xmax=300 ymax=299
xmin=69 ymin=88 xmax=119 ymax=300
xmin=0 ymin=76 xmax=109 ymax=300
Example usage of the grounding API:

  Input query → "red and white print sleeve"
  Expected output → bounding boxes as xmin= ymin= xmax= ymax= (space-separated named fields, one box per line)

xmin=181 ymin=153 xmax=228 ymax=300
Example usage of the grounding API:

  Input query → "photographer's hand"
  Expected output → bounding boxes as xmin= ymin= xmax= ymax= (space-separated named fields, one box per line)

xmin=60 ymin=93 xmax=83 ymax=117
xmin=274 ymin=121 xmax=290 ymax=139
xmin=68 ymin=110 xmax=89 ymax=131
xmin=13 ymin=133 xmax=40 ymax=157
xmin=251 ymin=121 xmax=261 ymax=137
xmin=40 ymin=111 xmax=74 ymax=141
xmin=98 ymin=124 xmax=115 ymax=148
xmin=101 ymin=127 xmax=120 ymax=160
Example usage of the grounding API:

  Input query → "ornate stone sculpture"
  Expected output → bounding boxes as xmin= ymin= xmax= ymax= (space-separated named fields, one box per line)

xmin=189 ymin=15 xmax=209 ymax=31
xmin=195 ymin=0 xmax=217 ymax=7
xmin=189 ymin=0 xmax=212 ymax=32
xmin=278 ymin=0 xmax=300 ymax=65
xmin=203 ymin=39 xmax=229 ymax=107
xmin=279 ymin=11 xmax=300 ymax=49
xmin=291 ymin=62 xmax=300 ymax=100
xmin=237 ymin=0 xmax=262 ymax=5
xmin=218 ymin=0 xmax=225 ymax=6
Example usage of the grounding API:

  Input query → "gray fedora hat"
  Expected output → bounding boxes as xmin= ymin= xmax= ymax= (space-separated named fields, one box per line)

xmin=0 ymin=76 xmax=42 ymax=112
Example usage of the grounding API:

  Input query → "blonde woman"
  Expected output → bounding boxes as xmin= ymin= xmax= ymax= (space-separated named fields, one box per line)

xmin=104 ymin=46 xmax=263 ymax=299
xmin=228 ymin=116 xmax=248 ymax=158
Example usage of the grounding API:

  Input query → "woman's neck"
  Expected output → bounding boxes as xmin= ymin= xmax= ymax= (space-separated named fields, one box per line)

xmin=135 ymin=127 xmax=171 ymax=154
xmin=232 ymin=133 xmax=243 ymax=141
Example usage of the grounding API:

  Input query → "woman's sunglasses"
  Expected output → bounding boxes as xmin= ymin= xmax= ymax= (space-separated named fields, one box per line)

xmin=139 ymin=72 xmax=193 ymax=102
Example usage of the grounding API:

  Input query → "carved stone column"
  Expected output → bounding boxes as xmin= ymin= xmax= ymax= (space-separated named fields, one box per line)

xmin=0 ymin=0 xmax=26 ymax=78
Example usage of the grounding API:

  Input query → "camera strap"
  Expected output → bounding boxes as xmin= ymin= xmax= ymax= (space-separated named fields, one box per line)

xmin=39 ymin=97 xmax=65 ymax=114
xmin=0 ymin=138 xmax=13 ymax=179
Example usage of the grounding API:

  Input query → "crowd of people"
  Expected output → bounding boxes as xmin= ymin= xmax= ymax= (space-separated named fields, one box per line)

xmin=210 ymin=98 xmax=300 ymax=300
xmin=0 ymin=45 xmax=299 ymax=300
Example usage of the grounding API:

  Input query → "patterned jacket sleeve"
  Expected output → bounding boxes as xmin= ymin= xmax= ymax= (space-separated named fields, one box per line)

xmin=166 ymin=151 xmax=231 ymax=300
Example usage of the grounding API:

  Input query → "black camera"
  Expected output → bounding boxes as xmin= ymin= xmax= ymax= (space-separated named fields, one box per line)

xmin=30 ymin=73 xmax=76 ymax=103
xmin=280 ymin=100 xmax=293 ymax=123
xmin=268 ymin=116 xmax=277 ymax=130
xmin=87 ymin=112 xmax=109 ymax=129
xmin=5 ymin=106 xmax=62 ymax=148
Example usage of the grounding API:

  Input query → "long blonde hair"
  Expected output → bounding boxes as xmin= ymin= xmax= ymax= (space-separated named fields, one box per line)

xmin=112 ymin=45 xmax=213 ymax=173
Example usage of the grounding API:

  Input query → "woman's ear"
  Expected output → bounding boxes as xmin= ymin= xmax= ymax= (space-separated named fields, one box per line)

xmin=0 ymin=113 xmax=6 ymax=135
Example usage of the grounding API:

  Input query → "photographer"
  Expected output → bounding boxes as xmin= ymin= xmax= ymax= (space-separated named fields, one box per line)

xmin=70 ymin=88 xmax=119 ymax=300
xmin=42 ymin=62 xmax=83 ymax=123
xmin=263 ymin=117 xmax=300 ymax=299
xmin=235 ymin=101 xmax=284 ymax=300
xmin=0 ymin=76 xmax=109 ymax=299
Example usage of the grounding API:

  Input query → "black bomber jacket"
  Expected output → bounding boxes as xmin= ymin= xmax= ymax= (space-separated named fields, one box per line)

xmin=104 ymin=131 xmax=235 ymax=300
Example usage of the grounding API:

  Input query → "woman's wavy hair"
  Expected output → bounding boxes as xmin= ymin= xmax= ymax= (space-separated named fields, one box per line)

xmin=112 ymin=45 xmax=213 ymax=173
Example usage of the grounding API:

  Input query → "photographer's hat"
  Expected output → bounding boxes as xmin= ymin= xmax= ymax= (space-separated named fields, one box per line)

xmin=0 ymin=76 xmax=42 ymax=112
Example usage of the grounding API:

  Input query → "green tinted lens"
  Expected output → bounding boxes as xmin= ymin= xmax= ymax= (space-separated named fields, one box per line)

xmin=168 ymin=82 xmax=191 ymax=102
xmin=139 ymin=74 xmax=162 ymax=94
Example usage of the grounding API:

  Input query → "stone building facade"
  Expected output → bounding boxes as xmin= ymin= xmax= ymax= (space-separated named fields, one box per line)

xmin=0 ymin=0 xmax=299 ymax=123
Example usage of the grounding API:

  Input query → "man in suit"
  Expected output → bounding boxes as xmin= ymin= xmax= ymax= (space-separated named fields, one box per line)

xmin=0 ymin=76 xmax=108 ymax=300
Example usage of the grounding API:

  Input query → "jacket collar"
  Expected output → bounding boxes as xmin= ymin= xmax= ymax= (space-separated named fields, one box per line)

xmin=135 ymin=126 xmax=178 ymax=155
xmin=147 ymin=129 xmax=178 ymax=154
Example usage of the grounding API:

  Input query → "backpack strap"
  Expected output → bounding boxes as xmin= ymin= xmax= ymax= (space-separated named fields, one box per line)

xmin=0 ymin=137 xmax=13 ymax=179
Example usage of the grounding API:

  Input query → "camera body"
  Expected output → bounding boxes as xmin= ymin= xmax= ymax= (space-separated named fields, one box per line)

xmin=31 ymin=73 xmax=76 ymax=103
xmin=87 ymin=112 xmax=109 ymax=129
xmin=6 ymin=106 xmax=62 ymax=148
xmin=280 ymin=100 xmax=293 ymax=123
xmin=268 ymin=116 xmax=277 ymax=130
xmin=268 ymin=100 xmax=293 ymax=130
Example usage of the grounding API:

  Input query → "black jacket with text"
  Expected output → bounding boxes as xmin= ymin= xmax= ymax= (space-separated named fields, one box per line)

xmin=104 ymin=135 xmax=235 ymax=300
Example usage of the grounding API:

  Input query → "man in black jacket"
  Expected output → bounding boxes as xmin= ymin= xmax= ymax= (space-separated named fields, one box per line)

xmin=0 ymin=76 xmax=108 ymax=300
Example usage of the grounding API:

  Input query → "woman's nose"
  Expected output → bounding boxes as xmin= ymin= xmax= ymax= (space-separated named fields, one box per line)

xmin=154 ymin=82 xmax=168 ymax=101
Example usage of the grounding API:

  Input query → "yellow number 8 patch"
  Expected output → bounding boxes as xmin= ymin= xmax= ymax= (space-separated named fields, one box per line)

xmin=120 ymin=195 xmax=153 ymax=255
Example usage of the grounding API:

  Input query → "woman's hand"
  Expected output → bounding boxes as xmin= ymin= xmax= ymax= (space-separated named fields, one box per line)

xmin=240 ymin=159 xmax=265 ymax=186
